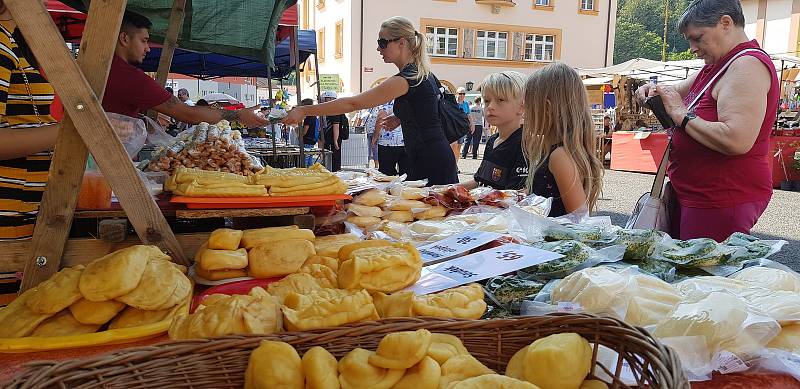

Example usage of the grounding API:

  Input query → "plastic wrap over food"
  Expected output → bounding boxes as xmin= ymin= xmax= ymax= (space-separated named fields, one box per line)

xmin=548 ymin=266 xmax=633 ymax=319
xmin=730 ymin=264 xmax=800 ymax=292
xmin=653 ymin=290 xmax=781 ymax=376
xmin=518 ymin=240 xmax=625 ymax=280
xmin=107 ymin=112 xmax=147 ymax=157
xmin=700 ymin=233 xmax=787 ymax=276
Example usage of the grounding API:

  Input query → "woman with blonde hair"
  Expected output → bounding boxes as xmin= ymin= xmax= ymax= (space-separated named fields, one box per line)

xmin=282 ymin=16 xmax=457 ymax=184
xmin=523 ymin=63 xmax=603 ymax=217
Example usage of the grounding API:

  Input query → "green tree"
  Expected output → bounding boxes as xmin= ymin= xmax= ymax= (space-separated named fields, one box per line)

xmin=614 ymin=0 xmax=691 ymax=64
xmin=614 ymin=20 xmax=664 ymax=64
xmin=668 ymin=49 xmax=696 ymax=61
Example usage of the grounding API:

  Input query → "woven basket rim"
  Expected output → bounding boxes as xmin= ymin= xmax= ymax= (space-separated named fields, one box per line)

xmin=8 ymin=313 xmax=690 ymax=389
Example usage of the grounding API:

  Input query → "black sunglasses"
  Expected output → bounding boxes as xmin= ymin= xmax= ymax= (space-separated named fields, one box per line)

xmin=377 ymin=37 xmax=402 ymax=49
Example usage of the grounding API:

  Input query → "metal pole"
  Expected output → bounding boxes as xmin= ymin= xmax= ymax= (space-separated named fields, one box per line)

xmin=292 ymin=26 xmax=305 ymax=167
xmin=268 ymin=66 xmax=276 ymax=158
xmin=662 ymin=0 xmax=669 ymax=62
xmin=778 ymin=60 xmax=785 ymax=130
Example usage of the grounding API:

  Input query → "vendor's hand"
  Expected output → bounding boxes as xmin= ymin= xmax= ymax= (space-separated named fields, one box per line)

xmin=237 ymin=104 xmax=268 ymax=127
xmin=281 ymin=106 xmax=307 ymax=125
xmin=378 ymin=114 xmax=401 ymax=131
xmin=635 ymin=83 xmax=657 ymax=105
xmin=654 ymin=84 xmax=689 ymax=124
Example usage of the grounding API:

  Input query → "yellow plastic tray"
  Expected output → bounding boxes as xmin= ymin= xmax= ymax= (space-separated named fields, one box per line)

xmin=0 ymin=293 xmax=191 ymax=353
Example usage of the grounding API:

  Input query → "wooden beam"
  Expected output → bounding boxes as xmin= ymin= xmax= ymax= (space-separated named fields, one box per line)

xmin=155 ymin=0 xmax=187 ymax=88
xmin=0 ymin=233 xmax=209 ymax=274
xmin=6 ymin=1 xmax=187 ymax=274
xmin=7 ymin=0 xmax=127 ymax=291
xmin=149 ymin=0 xmax=187 ymax=120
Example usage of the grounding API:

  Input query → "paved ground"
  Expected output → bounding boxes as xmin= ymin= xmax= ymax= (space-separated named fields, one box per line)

xmin=456 ymin=145 xmax=800 ymax=271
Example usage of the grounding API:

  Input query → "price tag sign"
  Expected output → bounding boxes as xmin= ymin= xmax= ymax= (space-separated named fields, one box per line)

xmin=418 ymin=230 xmax=503 ymax=265
xmin=405 ymin=243 xmax=563 ymax=295
xmin=714 ymin=351 xmax=750 ymax=374
xmin=557 ymin=302 xmax=582 ymax=313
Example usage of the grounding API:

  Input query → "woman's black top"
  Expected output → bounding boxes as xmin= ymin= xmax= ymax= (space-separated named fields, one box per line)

xmin=531 ymin=145 xmax=567 ymax=217
xmin=392 ymin=64 xmax=448 ymax=153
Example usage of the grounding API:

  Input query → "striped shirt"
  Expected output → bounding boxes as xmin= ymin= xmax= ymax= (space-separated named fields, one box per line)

xmin=0 ymin=22 xmax=56 ymax=239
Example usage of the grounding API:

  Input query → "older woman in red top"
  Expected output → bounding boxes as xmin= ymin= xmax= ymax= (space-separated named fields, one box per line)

xmin=637 ymin=0 xmax=779 ymax=242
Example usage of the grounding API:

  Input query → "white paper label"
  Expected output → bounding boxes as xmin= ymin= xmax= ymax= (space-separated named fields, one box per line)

xmin=405 ymin=243 xmax=564 ymax=295
xmin=418 ymin=230 xmax=503 ymax=265
xmin=714 ymin=350 xmax=750 ymax=374
xmin=557 ymin=302 xmax=582 ymax=313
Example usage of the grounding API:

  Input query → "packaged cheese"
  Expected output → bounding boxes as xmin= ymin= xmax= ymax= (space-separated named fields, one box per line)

xmin=731 ymin=266 xmax=800 ymax=292
xmin=551 ymin=267 xmax=629 ymax=317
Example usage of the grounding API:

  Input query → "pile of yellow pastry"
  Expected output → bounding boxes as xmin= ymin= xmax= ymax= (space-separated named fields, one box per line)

xmin=166 ymin=163 xmax=347 ymax=197
xmin=244 ymin=329 xmax=608 ymax=389
xmin=347 ymin=187 xmax=447 ymax=229
xmin=0 ymin=245 xmax=191 ymax=338
xmin=171 ymin=237 xmax=487 ymax=339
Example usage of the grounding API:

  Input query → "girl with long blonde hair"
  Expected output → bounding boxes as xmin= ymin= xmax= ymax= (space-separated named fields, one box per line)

xmin=283 ymin=16 xmax=458 ymax=184
xmin=522 ymin=62 xmax=603 ymax=216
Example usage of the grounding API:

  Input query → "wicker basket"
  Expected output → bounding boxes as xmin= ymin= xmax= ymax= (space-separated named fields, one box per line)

xmin=8 ymin=314 xmax=689 ymax=389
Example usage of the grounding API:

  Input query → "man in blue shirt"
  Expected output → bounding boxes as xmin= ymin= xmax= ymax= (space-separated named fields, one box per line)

xmin=452 ymin=87 xmax=474 ymax=167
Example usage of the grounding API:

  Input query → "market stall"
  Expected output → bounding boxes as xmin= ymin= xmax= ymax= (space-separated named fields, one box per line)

xmin=609 ymin=131 xmax=669 ymax=173
xmin=1 ymin=2 xmax=800 ymax=388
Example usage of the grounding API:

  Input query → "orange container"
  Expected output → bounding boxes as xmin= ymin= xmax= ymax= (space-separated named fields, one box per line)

xmin=77 ymin=171 xmax=112 ymax=210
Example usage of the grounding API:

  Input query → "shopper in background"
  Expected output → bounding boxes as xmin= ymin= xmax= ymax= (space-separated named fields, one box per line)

xmin=0 ymin=0 xmax=59 ymax=239
xmin=282 ymin=16 xmax=458 ymax=184
xmin=459 ymin=71 xmax=527 ymax=191
xmin=452 ymin=87 xmax=473 ymax=166
xmin=177 ymin=88 xmax=195 ymax=106
xmin=462 ymin=96 xmax=484 ymax=159
xmin=372 ymin=100 xmax=407 ymax=176
xmin=637 ymin=0 xmax=777 ymax=241
xmin=361 ymin=104 xmax=382 ymax=169
xmin=320 ymin=91 xmax=344 ymax=172
xmin=523 ymin=62 xmax=604 ymax=217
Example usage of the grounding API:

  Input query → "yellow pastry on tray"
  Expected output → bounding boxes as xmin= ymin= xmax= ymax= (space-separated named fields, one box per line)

xmin=248 ymin=238 xmax=316 ymax=278
xmin=109 ymin=305 xmax=180 ymax=330
xmin=369 ymin=329 xmax=432 ymax=369
xmin=25 ymin=265 xmax=85 ymax=314
xmin=412 ymin=284 xmax=486 ymax=320
xmin=245 ymin=341 xmax=304 ymax=389
xmin=392 ymin=356 xmax=441 ymax=389
xmin=313 ymin=233 xmax=362 ymax=258
xmin=270 ymin=180 xmax=348 ymax=197
xmin=79 ymin=245 xmax=166 ymax=302
xmin=281 ymin=289 xmax=379 ymax=331
xmin=302 ymin=346 xmax=340 ymax=389
xmin=241 ymin=226 xmax=315 ymax=249
xmin=207 ymin=228 xmax=244 ymax=250
xmin=338 ymin=348 xmax=404 ymax=389
xmin=69 ymin=298 xmax=126 ymax=325
xmin=169 ymin=287 xmax=282 ymax=339
xmin=30 ymin=310 xmax=101 ymax=337
xmin=303 ymin=255 xmax=340 ymax=271
xmin=266 ymin=272 xmax=331 ymax=304
xmin=0 ymin=292 xmax=55 ymax=338
xmin=427 ymin=333 xmax=470 ymax=365
xmin=338 ymin=242 xmax=422 ymax=293
xmin=371 ymin=291 xmax=415 ymax=318
xmin=196 ymin=266 xmax=249 ymax=281
xmin=353 ymin=189 xmax=387 ymax=206
xmin=197 ymin=247 xmax=249 ymax=271
xmin=174 ymin=180 xmax=267 ymax=197
xmin=116 ymin=258 xmax=190 ymax=310
xmin=438 ymin=355 xmax=494 ymax=389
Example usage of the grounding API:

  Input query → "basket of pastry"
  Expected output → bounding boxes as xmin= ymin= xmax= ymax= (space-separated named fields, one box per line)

xmin=0 ymin=245 xmax=192 ymax=352
xmin=7 ymin=314 xmax=688 ymax=389
xmin=8 ymin=239 xmax=687 ymax=388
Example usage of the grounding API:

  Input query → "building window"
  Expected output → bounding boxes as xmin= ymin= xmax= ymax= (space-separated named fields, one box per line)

xmin=524 ymin=34 xmax=555 ymax=61
xmin=425 ymin=26 xmax=458 ymax=57
xmin=580 ymin=0 xmax=594 ymax=10
xmin=318 ymin=28 xmax=325 ymax=62
xmin=335 ymin=20 xmax=344 ymax=58
xmin=476 ymin=30 xmax=508 ymax=59
xmin=536 ymin=0 xmax=550 ymax=5
xmin=302 ymin=0 xmax=310 ymax=29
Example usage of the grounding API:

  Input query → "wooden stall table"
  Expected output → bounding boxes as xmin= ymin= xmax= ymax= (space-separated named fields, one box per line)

xmin=610 ymin=131 xmax=669 ymax=173
xmin=769 ymin=135 xmax=800 ymax=188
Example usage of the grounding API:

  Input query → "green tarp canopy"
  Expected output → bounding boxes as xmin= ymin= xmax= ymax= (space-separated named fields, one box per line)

xmin=63 ymin=0 xmax=297 ymax=67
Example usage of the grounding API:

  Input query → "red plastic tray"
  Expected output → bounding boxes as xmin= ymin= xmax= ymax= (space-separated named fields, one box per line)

xmin=191 ymin=277 xmax=282 ymax=312
xmin=171 ymin=194 xmax=351 ymax=209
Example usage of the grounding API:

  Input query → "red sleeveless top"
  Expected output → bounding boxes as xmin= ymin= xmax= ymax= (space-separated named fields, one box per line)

xmin=668 ymin=40 xmax=778 ymax=208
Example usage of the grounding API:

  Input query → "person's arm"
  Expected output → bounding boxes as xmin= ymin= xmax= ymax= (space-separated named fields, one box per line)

xmin=548 ymin=147 xmax=588 ymax=214
xmin=153 ymin=96 xmax=266 ymax=128
xmin=283 ymin=76 xmax=409 ymax=124
xmin=469 ymin=114 xmax=475 ymax=133
xmin=658 ymin=56 xmax=771 ymax=156
xmin=0 ymin=124 xmax=59 ymax=160
xmin=372 ymin=110 xmax=388 ymax=145
xmin=332 ymin=123 xmax=340 ymax=150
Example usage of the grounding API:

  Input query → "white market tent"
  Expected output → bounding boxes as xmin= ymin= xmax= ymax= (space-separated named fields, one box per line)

xmin=581 ymin=54 xmax=800 ymax=86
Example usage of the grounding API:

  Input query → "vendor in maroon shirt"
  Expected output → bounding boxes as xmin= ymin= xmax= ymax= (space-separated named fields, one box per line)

xmin=102 ymin=12 xmax=267 ymax=127
xmin=636 ymin=0 xmax=778 ymax=242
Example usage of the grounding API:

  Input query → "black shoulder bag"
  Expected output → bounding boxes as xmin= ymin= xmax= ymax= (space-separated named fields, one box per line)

xmin=430 ymin=74 xmax=470 ymax=143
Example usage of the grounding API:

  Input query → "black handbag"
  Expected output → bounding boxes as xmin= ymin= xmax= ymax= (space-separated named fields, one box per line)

xmin=430 ymin=74 xmax=470 ymax=143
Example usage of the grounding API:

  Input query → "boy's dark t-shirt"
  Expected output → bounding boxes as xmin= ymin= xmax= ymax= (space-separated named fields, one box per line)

xmin=303 ymin=116 xmax=318 ymax=145
xmin=324 ymin=114 xmax=346 ymax=145
xmin=474 ymin=128 xmax=528 ymax=190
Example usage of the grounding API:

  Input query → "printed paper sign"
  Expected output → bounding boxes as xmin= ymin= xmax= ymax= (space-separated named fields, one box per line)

xmin=405 ymin=243 xmax=563 ymax=295
xmin=418 ymin=230 xmax=503 ymax=265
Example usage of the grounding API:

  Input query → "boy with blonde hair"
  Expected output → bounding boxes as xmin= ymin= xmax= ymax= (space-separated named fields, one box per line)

xmin=459 ymin=71 xmax=528 ymax=190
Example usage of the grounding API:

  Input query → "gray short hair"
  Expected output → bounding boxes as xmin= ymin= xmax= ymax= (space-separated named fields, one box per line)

xmin=177 ymin=88 xmax=189 ymax=96
xmin=677 ymin=0 xmax=745 ymax=33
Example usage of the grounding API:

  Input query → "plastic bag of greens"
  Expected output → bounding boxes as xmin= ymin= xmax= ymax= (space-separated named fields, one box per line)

xmin=653 ymin=238 xmax=737 ymax=268
xmin=518 ymin=240 xmax=626 ymax=280
xmin=482 ymin=275 xmax=544 ymax=314
xmin=542 ymin=223 xmax=617 ymax=246
xmin=613 ymin=228 xmax=669 ymax=261
xmin=699 ymin=233 xmax=788 ymax=277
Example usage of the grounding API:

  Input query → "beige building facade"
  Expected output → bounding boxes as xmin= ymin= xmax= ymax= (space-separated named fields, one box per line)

xmin=300 ymin=0 xmax=617 ymax=98
xmin=741 ymin=0 xmax=800 ymax=56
